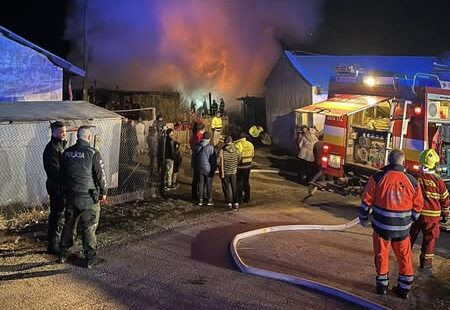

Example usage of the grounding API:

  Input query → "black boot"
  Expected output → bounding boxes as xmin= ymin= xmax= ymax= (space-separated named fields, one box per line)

xmin=393 ymin=286 xmax=409 ymax=299
xmin=47 ymin=242 xmax=61 ymax=255
xmin=376 ymin=284 xmax=388 ymax=295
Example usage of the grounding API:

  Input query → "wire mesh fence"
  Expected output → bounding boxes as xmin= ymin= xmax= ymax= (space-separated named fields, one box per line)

xmin=108 ymin=119 xmax=163 ymax=204
xmin=0 ymin=118 xmax=174 ymax=214
xmin=0 ymin=110 xmax=229 ymax=214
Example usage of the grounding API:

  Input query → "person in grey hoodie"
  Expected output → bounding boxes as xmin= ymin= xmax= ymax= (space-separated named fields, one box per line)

xmin=217 ymin=136 xmax=239 ymax=210
xmin=193 ymin=131 xmax=216 ymax=206
xmin=297 ymin=127 xmax=319 ymax=184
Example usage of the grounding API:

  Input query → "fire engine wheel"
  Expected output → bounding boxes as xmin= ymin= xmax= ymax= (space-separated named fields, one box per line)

xmin=229 ymin=217 xmax=390 ymax=310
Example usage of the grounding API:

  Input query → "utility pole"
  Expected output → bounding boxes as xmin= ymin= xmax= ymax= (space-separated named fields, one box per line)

xmin=82 ymin=0 xmax=88 ymax=101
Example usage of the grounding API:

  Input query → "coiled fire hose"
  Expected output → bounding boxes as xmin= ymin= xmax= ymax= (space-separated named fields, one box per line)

xmin=229 ymin=217 xmax=391 ymax=310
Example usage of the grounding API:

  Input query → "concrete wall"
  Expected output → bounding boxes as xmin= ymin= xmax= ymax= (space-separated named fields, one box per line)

xmin=0 ymin=33 xmax=63 ymax=101
xmin=265 ymin=55 xmax=312 ymax=153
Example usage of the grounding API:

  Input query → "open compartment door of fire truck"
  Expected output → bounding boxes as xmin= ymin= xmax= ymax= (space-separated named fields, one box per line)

xmin=295 ymin=94 xmax=391 ymax=178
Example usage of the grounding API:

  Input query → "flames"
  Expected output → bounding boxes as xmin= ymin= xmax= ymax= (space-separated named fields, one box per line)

xmin=66 ymin=0 xmax=322 ymax=107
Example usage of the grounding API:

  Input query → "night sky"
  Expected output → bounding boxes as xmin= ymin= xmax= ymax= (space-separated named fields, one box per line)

xmin=2 ymin=0 xmax=448 ymax=59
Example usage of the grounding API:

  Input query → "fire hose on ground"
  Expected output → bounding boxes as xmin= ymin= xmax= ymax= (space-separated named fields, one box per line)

xmin=229 ymin=217 xmax=391 ymax=310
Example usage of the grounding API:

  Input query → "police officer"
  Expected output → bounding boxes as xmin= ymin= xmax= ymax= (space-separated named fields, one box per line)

xmin=235 ymin=134 xmax=255 ymax=204
xmin=59 ymin=126 xmax=107 ymax=268
xmin=42 ymin=121 xmax=67 ymax=255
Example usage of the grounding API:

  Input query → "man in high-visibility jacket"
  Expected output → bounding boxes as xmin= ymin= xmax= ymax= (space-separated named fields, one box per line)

xmin=360 ymin=149 xmax=423 ymax=299
xmin=235 ymin=135 xmax=254 ymax=204
xmin=410 ymin=149 xmax=449 ymax=269
xmin=211 ymin=111 xmax=223 ymax=146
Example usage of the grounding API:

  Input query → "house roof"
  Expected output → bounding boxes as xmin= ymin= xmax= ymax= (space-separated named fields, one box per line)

xmin=0 ymin=26 xmax=85 ymax=77
xmin=0 ymin=101 xmax=121 ymax=122
xmin=284 ymin=51 xmax=437 ymax=93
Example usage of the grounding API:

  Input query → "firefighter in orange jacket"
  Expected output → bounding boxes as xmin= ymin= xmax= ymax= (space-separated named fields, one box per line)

xmin=359 ymin=149 xmax=423 ymax=299
xmin=410 ymin=149 xmax=449 ymax=268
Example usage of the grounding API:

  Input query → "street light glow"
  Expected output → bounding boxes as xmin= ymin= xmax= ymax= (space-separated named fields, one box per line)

xmin=363 ymin=76 xmax=376 ymax=86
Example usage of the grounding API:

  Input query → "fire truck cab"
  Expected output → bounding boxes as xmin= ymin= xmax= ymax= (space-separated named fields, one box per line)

xmin=295 ymin=65 xmax=450 ymax=196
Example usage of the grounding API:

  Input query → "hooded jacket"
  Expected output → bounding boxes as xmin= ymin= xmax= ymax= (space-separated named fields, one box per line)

xmin=297 ymin=129 xmax=318 ymax=162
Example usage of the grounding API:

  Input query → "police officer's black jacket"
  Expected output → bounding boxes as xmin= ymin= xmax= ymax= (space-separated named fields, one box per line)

xmin=61 ymin=139 xmax=107 ymax=197
xmin=43 ymin=137 xmax=67 ymax=196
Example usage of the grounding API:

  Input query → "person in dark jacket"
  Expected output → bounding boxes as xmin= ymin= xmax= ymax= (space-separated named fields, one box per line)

xmin=42 ymin=121 xmax=67 ymax=254
xmin=193 ymin=131 xmax=216 ymax=206
xmin=217 ymin=136 xmax=239 ymax=210
xmin=59 ymin=126 xmax=107 ymax=269
xmin=172 ymin=141 xmax=183 ymax=187
xmin=164 ymin=129 xmax=177 ymax=189
xmin=191 ymin=124 xmax=206 ymax=200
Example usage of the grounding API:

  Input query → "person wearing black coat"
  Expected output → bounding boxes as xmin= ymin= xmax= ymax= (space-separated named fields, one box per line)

xmin=42 ymin=121 xmax=67 ymax=255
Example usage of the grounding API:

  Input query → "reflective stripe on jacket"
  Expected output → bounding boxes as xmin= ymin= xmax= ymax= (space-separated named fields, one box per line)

xmin=360 ymin=164 xmax=424 ymax=240
xmin=412 ymin=169 xmax=449 ymax=218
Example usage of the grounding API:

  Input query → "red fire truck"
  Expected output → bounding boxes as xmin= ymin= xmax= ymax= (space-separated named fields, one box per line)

xmin=296 ymin=67 xmax=450 ymax=199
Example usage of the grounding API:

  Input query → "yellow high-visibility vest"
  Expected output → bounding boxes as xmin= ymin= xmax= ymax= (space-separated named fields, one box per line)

xmin=235 ymin=138 xmax=254 ymax=164
xmin=211 ymin=116 xmax=223 ymax=129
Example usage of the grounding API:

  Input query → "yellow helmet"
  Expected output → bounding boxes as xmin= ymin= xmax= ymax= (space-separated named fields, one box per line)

xmin=419 ymin=149 xmax=440 ymax=169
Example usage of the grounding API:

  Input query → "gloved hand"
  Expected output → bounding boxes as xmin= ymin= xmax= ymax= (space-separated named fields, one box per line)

xmin=441 ymin=215 xmax=448 ymax=224
xmin=359 ymin=216 xmax=370 ymax=227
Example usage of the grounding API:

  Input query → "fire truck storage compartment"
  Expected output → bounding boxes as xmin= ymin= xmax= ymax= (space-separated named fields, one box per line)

xmin=346 ymin=100 xmax=391 ymax=169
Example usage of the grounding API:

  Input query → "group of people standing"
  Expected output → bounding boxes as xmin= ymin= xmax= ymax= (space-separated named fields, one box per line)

xmin=189 ymin=122 xmax=254 ymax=209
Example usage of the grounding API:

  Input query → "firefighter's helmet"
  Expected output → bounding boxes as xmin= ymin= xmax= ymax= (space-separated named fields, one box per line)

xmin=419 ymin=149 xmax=440 ymax=169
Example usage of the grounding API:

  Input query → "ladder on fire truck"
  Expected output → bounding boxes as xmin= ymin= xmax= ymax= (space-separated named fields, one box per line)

xmin=384 ymin=99 xmax=411 ymax=165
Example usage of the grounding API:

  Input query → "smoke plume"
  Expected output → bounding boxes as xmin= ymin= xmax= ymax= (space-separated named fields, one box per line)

xmin=66 ymin=0 xmax=322 ymax=106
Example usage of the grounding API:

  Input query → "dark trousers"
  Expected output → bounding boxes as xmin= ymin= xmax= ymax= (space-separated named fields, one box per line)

xmin=192 ymin=169 xmax=199 ymax=200
xmin=48 ymin=194 xmax=65 ymax=246
xmin=61 ymin=196 xmax=100 ymax=260
xmin=221 ymin=174 xmax=238 ymax=204
xmin=297 ymin=158 xmax=316 ymax=184
xmin=198 ymin=173 xmax=213 ymax=201
xmin=237 ymin=168 xmax=251 ymax=203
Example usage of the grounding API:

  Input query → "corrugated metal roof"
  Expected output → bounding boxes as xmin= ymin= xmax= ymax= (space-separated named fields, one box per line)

xmin=0 ymin=25 xmax=85 ymax=77
xmin=0 ymin=101 xmax=121 ymax=122
xmin=284 ymin=51 xmax=437 ymax=93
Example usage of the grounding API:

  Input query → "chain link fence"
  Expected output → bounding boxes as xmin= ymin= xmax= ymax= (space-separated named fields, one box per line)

xmin=0 ymin=117 xmax=173 ymax=215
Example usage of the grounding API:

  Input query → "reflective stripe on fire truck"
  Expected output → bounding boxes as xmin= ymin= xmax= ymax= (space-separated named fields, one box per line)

xmin=323 ymin=125 xmax=345 ymax=147
xmin=395 ymin=138 xmax=423 ymax=163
